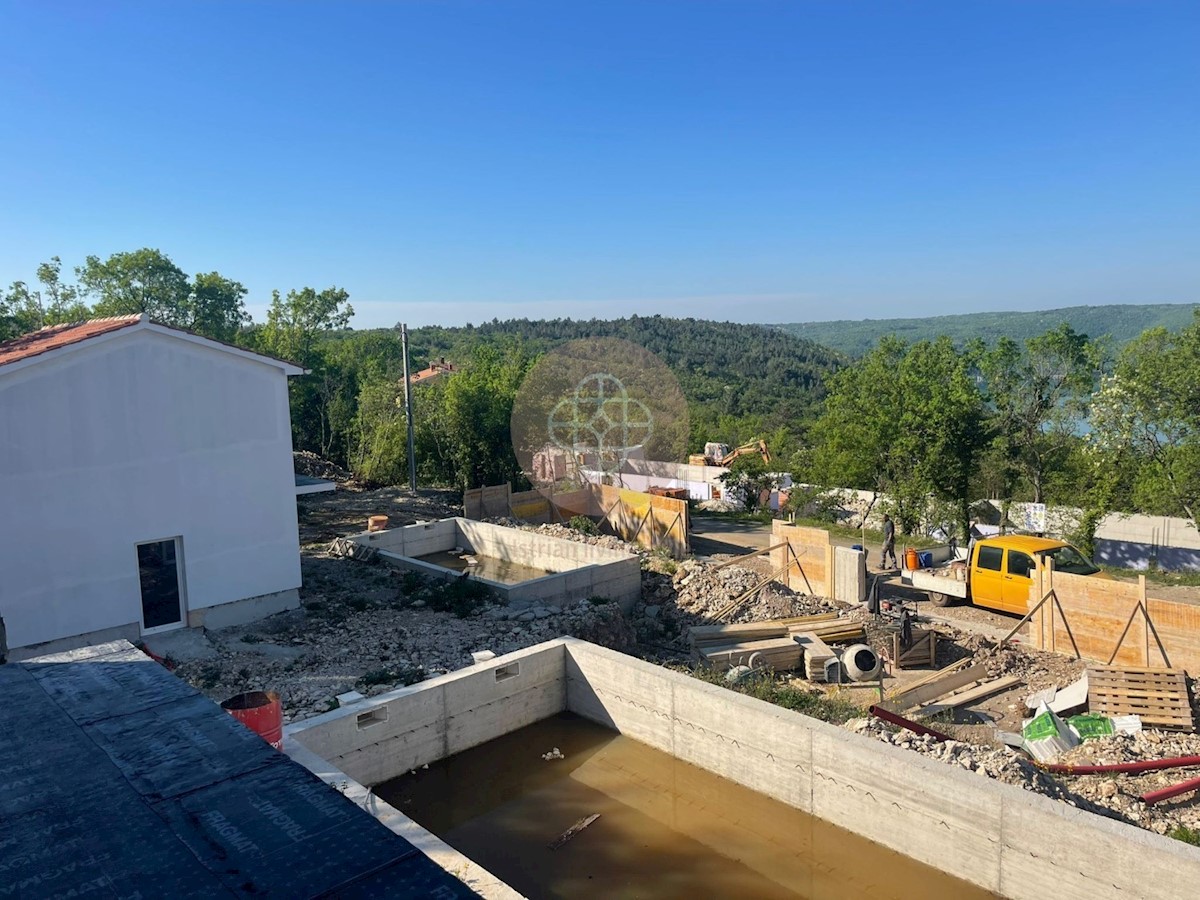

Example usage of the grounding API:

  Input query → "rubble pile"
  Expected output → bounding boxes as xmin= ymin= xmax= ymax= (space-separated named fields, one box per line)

xmin=293 ymin=450 xmax=354 ymax=483
xmin=173 ymin=548 xmax=636 ymax=723
xmin=845 ymin=714 xmax=1200 ymax=836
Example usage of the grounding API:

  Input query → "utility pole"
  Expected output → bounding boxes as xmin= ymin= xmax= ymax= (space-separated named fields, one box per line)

xmin=400 ymin=323 xmax=417 ymax=493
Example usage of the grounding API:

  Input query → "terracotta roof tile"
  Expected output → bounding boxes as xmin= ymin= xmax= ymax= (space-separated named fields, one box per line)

xmin=0 ymin=314 xmax=145 ymax=368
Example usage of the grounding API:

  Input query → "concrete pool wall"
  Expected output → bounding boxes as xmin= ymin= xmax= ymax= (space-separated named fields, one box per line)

xmin=286 ymin=638 xmax=1200 ymax=900
xmin=352 ymin=517 xmax=641 ymax=611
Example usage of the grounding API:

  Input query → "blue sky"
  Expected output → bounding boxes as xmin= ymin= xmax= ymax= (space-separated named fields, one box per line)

xmin=1 ymin=1 xmax=1197 ymax=329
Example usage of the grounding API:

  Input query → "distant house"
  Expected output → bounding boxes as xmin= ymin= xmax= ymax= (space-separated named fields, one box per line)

xmin=410 ymin=356 xmax=457 ymax=384
xmin=0 ymin=314 xmax=308 ymax=658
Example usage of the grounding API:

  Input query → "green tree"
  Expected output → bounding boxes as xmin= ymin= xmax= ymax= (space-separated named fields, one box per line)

xmin=189 ymin=272 xmax=250 ymax=342
xmin=1091 ymin=312 xmax=1200 ymax=527
xmin=981 ymin=324 xmax=1102 ymax=503
xmin=812 ymin=336 xmax=986 ymax=539
xmin=78 ymin=248 xmax=191 ymax=322
xmin=256 ymin=286 xmax=353 ymax=366
xmin=1 ymin=257 xmax=90 ymax=339
xmin=413 ymin=341 xmax=535 ymax=489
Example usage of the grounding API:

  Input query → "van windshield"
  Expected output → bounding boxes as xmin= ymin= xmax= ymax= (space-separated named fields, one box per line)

xmin=1037 ymin=545 xmax=1101 ymax=576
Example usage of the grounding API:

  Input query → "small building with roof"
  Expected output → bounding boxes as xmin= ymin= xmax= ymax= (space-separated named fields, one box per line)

xmin=0 ymin=314 xmax=308 ymax=658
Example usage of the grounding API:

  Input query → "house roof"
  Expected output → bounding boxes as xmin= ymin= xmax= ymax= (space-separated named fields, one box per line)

xmin=0 ymin=640 xmax=477 ymax=897
xmin=0 ymin=314 xmax=142 ymax=367
xmin=0 ymin=313 xmax=305 ymax=376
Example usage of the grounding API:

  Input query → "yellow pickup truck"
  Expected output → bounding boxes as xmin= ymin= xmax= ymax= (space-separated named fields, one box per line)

xmin=904 ymin=535 xmax=1104 ymax=615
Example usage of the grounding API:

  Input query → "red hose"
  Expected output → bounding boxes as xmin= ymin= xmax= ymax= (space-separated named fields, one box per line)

xmin=1040 ymin=756 xmax=1200 ymax=776
xmin=1143 ymin=775 xmax=1200 ymax=806
xmin=869 ymin=705 xmax=952 ymax=742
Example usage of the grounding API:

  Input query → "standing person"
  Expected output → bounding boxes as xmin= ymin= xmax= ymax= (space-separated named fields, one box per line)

xmin=880 ymin=514 xmax=898 ymax=569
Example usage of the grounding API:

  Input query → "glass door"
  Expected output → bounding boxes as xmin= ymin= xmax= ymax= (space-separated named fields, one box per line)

xmin=137 ymin=538 xmax=185 ymax=632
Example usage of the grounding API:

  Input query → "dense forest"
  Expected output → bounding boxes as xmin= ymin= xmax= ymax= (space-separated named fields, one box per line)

xmin=777 ymin=304 xmax=1198 ymax=358
xmin=6 ymin=248 xmax=1200 ymax=549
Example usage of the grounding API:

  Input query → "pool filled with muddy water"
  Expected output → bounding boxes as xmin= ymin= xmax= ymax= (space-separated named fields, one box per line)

xmin=416 ymin=549 xmax=556 ymax=585
xmin=373 ymin=712 xmax=997 ymax=899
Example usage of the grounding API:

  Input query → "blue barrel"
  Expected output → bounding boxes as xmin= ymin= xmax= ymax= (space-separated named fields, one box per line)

xmin=918 ymin=551 xmax=933 ymax=568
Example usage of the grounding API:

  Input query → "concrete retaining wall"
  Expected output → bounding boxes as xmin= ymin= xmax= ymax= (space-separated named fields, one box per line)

xmin=565 ymin=640 xmax=1200 ymax=900
xmin=353 ymin=518 xmax=641 ymax=611
xmin=289 ymin=638 xmax=1200 ymax=900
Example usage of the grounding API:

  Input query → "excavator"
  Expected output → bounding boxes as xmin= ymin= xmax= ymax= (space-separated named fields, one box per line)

xmin=688 ymin=439 xmax=771 ymax=468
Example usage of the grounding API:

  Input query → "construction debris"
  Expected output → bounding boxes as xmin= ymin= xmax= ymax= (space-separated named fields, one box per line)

xmin=328 ymin=537 xmax=378 ymax=562
xmin=913 ymin=675 xmax=1024 ymax=719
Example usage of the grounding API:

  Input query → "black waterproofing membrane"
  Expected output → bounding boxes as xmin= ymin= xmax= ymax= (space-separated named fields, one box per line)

xmin=0 ymin=641 xmax=478 ymax=898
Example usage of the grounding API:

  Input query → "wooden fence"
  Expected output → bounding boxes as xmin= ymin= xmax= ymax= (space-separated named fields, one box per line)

xmin=1026 ymin=566 xmax=1200 ymax=676
xmin=463 ymin=482 xmax=689 ymax=558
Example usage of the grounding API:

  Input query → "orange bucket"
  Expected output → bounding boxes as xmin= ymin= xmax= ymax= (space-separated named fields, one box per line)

xmin=367 ymin=515 xmax=389 ymax=532
xmin=904 ymin=547 xmax=920 ymax=570
xmin=221 ymin=690 xmax=283 ymax=750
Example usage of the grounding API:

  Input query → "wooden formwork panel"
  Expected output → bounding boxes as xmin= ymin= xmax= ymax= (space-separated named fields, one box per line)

xmin=771 ymin=522 xmax=832 ymax=598
xmin=1028 ymin=569 xmax=1200 ymax=676
xmin=1086 ymin=665 xmax=1193 ymax=730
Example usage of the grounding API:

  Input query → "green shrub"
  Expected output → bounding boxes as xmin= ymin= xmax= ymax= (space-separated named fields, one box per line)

xmin=569 ymin=515 xmax=599 ymax=535
xmin=426 ymin=576 xmax=496 ymax=617
xmin=358 ymin=664 xmax=425 ymax=689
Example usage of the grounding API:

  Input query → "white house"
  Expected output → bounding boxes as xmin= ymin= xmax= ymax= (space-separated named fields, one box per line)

xmin=0 ymin=314 xmax=307 ymax=658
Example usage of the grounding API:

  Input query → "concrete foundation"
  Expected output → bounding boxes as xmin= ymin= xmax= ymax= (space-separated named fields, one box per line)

xmin=186 ymin=587 xmax=301 ymax=629
xmin=353 ymin=518 xmax=641 ymax=611
xmin=287 ymin=638 xmax=1200 ymax=899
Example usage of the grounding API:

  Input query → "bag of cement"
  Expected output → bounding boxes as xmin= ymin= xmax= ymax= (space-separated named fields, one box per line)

xmin=1068 ymin=714 xmax=1115 ymax=742
xmin=1022 ymin=702 xmax=1080 ymax=763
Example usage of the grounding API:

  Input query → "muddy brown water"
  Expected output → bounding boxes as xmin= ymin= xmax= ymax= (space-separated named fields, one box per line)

xmin=416 ymin=550 xmax=555 ymax=585
xmin=374 ymin=713 xmax=997 ymax=900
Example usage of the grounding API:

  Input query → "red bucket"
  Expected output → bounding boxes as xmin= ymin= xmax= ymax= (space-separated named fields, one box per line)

xmin=221 ymin=690 xmax=283 ymax=750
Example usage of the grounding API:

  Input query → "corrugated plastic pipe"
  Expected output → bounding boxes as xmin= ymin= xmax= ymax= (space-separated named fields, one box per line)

xmin=1142 ymin=775 xmax=1200 ymax=806
xmin=1040 ymin=756 xmax=1200 ymax=776
xmin=868 ymin=705 xmax=952 ymax=742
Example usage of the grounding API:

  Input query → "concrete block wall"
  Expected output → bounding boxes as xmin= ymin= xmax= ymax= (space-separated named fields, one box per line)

xmin=562 ymin=639 xmax=1200 ymax=900
xmin=287 ymin=643 xmax=565 ymax=788
xmin=833 ymin=546 xmax=866 ymax=603
xmin=355 ymin=519 xmax=457 ymax=557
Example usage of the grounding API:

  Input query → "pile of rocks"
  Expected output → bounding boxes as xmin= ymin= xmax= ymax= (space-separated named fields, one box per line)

xmin=845 ymin=714 xmax=1200 ymax=836
xmin=293 ymin=450 xmax=353 ymax=483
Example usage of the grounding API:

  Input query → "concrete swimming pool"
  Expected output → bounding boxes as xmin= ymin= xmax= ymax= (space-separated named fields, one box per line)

xmin=351 ymin=518 xmax=641 ymax=611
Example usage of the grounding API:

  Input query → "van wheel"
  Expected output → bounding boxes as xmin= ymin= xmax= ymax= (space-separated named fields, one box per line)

xmin=928 ymin=591 xmax=952 ymax=607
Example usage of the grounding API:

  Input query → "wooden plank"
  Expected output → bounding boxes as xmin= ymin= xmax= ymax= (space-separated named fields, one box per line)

xmin=885 ymin=664 xmax=989 ymax=712
xmin=914 ymin=676 xmax=1024 ymax=718
xmin=549 ymin=814 xmax=600 ymax=850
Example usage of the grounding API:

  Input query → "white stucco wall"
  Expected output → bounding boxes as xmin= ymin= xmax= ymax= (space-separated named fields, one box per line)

xmin=0 ymin=327 xmax=302 ymax=649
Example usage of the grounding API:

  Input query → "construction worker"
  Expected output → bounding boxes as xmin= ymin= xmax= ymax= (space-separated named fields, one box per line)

xmin=880 ymin=514 xmax=898 ymax=569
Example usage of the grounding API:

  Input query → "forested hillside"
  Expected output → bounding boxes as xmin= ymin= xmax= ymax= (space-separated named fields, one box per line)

xmin=776 ymin=304 xmax=1197 ymax=358
xmin=408 ymin=315 xmax=842 ymax=442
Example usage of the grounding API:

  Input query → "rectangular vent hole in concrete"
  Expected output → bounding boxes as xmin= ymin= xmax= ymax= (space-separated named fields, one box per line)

xmin=495 ymin=663 xmax=520 ymax=682
xmin=356 ymin=708 xmax=388 ymax=730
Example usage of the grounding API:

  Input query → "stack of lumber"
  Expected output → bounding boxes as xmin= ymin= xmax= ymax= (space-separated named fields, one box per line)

xmin=700 ymin=636 xmax=803 ymax=672
xmin=794 ymin=632 xmax=835 ymax=681
xmin=1087 ymin=665 xmax=1194 ymax=731
xmin=688 ymin=614 xmax=864 ymax=660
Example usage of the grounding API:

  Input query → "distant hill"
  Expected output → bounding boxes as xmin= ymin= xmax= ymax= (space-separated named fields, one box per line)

xmin=773 ymin=304 xmax=1198 ymax=358
xmin=407 ymin=315 xmax=844 ymax=440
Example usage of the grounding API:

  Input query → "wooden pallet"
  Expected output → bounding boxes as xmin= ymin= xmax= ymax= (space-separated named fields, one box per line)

xmin=794 ymin=632 xmax=835 ymax=682
xmin=891 ymin=629 xmax=937 ymax=669
xmin=1086 ymin=665 xmax=1194 ymax=731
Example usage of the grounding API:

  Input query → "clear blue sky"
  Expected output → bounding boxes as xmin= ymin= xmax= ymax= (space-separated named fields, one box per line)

xmin=1 ymin=1 xmax=1197 ymax=329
